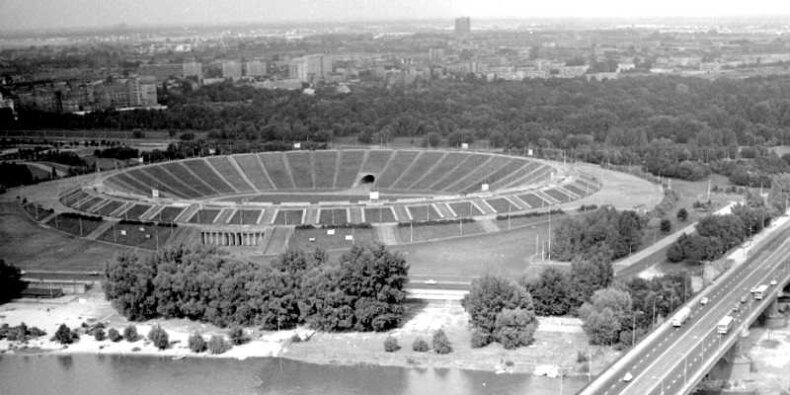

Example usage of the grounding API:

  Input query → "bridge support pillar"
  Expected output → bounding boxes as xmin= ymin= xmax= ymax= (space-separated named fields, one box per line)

xmin=765 ymin=298 xmax=787 ymax=329
xmin=731 ymin=338 xmax=752 ymax=382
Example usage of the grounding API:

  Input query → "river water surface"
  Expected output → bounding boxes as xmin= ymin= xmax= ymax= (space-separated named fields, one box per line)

xmin=0 ymin=354 xmax=586 ymax=395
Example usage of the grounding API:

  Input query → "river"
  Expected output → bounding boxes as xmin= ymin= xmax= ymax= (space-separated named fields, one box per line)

xmin=0 ymin=354 xmax=587 ymax=395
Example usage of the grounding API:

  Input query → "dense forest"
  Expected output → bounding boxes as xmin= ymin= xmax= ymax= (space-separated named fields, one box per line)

xmin=103 ymin=244 xmax=409 ymax=332
xmin=8 ymin=75 xmax=790 ymax=184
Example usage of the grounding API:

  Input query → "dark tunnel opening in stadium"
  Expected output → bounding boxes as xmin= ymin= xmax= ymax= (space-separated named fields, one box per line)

xmin=360 ymin=174 xmax=376 ymax=185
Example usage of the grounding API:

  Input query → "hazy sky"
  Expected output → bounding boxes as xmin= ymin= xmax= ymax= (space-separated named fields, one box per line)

xmin=2 ymin=0 xmax=790 ymax=31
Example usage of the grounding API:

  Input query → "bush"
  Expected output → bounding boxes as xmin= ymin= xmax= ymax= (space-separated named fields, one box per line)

xmin=228 ymin=325 xmax=248 ymax=345
xmin=188 ymin=333 xmax=207 ymax=353
xmin=290 ymin=334 xmax=303 ymax=343
xmin=208 ymin=335 xmax=232 ymax=355
xmin=52 ymin=324 xmax=78 ymax=345
xmin=432 ymin=329 xmax=452 ymax=354
xmin=493 ymin=308 xmax=538 ymax=349
xmin=147 ymin=325 xmax=170 ymax=350
xmin=94 ymin=328 xmax=106 ymax=341
xmin=660 ymin=218 xmax=672 ymax=234
xmin=384 ymin=336 xmax=401 ymax=352
xmin=108 ymin=328 xmax=122 ymax=342
xmin=577 ymin=350 xmax=589 ymax=363
xmin=470 ymin=329 xmax=492 ymax=348
xmin=412 ymin=337 xmax=429 ymax=352
xmin=123 ymin=325 xmax=139 ymax=342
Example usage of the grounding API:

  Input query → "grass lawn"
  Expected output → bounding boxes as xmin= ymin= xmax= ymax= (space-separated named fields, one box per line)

xmin=46 ymin=214 xmax=104 ymax=237
xmin=364 ymin=207 xmax=397 ymax=223
xmin=407 ymin=205 xmax=442 ymax=221
xmin=98 ymin=223 xmax=175 ymax=250
xmin=95 ymin=200 xmax=123 ymax=216
xmin=120 ymin=204 xmax=152 ymax=220
xmin=154 ymin=206 xmax=185 ymax=222
xmin=187 ymin=209 xmax=221 ymax=224
xmin=318 ymin=208 xmax=348 ymax=225
xmin=485 ymin=197 xmax=520 ymax=213
xmin=273 ymin=209 xmax=305 ymax=225
xmin=23 ymin=203 xmax=54 ymax=221
xmin=448 ymin=201 xmax=483 ymax=217
xmin=228 ymin=209 xmax=262 ymax=225
xmin=288 ymin=227 xmax=377 ymax=251
xmin=0 ymin=203 xmax=129 ymax=272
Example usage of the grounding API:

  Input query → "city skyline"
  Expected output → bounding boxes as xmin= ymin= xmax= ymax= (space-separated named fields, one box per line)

xmin=3 ymin=0 xmax=790 ymax=32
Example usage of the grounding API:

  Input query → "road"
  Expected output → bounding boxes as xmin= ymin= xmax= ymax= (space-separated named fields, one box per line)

xmin=581 ymin=215 xmax=790 ymax=395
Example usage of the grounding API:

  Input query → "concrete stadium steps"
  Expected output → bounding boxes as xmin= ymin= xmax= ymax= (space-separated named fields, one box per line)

xmin=445 ymin=156 xmax=510 ymax=194
xmin=556 ymin=185 xmax=582 ymax=200
xmin=335 ymin=150 xmax=367 ymax=188
xmin=143 ymin=164 xmax=202 ymax=198
xmin=160 ymin=162 xmax=219 ymax=197
xmin=313 ymin=150 xmax=339 ymax=189
xmin=515 ymin=192 xmax=550 ymax=209
xmin=134 ymin=167 xmax=190 ymax=198
xmin=489 ymin=161 xmax=540 ymax=190
xmin=175 ymin=205 xmax=200 ymax=223
xmin=376 ymin=150 xmax=419 ymax=189
xmin=94 ymin=200 xmax=125 ymax=216
xmin=471 ymin=199 xmax=497 ymax=215
xmin=259 ymin=152 xmax=296 ymax=189
xmin=484 ymin=197 xmax=521 ymax=214
xmin=359 ymin=149 xmax=394 ymax=175
xmin=348 ymin=207 xmax=363 ymax=224
xmin=75 ymin=196 xmax=106 ymax=212
xmin=214 ymin=208 xmax=236 ymax=224
xmin=262 ymin=227 xmax=293 ymax=256
xmin=234 ymin=154 xmax=275 ymax=191
xmin=434 ymin=203 xmax=456 ymax=219
xmin=304 ymin=206 xmax=320 ymax=225
xmin=504 ymin=195 xmax=529 ymax=210
xmin=404 ymin=152 xmax=450 ymax=190
xmin=428 ymin=153 xmax=488 ymax=191
xmin=392 ymin=205 xmax=412 ymax=221
xmin=534 ymin=190 xmax=561 ymax=205
xmin=407 ymin=204 xmax=443 ymax=221
xmin=228 ymin=156 xmax=261 ymax=193
xmin=285 ymin=151 xmax=315 ymax=189
xmin=141 ymin=205 xmax=166 ymax=221
xmin=181 ymin=159 xmax=235 ymax=195
xmin=317 ymin=208 xmax=349 ymax=225
xmin=206 ymin=156 xmax=255 ymax=193
xmin=477 ymin=219 xmax=500 ymax=233
xmin=543 ymin=188 xmax=573 ymax=203
xmin=85 ymin=221 xmax=115 ymax=240
xmin=419 ymin=152 xmax=474 ymax=191
xmin=390 ymin=151 xmax=444 ymax=190
xmin=259 ymin=208 xmax=277 ymax=225
xmin=376 ymin=224 xmax=399 ymax=246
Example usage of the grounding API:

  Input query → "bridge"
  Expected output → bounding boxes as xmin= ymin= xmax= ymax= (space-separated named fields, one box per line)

xmin=580 ymin=214 xmax=790 ymax=395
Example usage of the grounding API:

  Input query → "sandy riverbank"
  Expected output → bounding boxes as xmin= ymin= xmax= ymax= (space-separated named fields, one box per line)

xmin=0 ymin=286 xmax=619 ymax=377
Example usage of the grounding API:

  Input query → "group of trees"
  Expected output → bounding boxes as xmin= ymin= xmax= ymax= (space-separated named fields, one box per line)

xmin=461 ymin=275 xmax=539 ymax=349
xmin=667 ymin=204 xmax=774 ymax=264
xmin=0 ymin=259 xmax=25 ymax=303
xmin=104 ymin=244 xmax=409 ymax=332
xmin=550 ymin=206 xmax=645 ymax=262
xmin=578 ymin=273 xmax=691 ymax=347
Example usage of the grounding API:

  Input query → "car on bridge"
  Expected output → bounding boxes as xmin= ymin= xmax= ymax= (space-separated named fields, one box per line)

xmin=700 ymin=296 xmax=709 ymax=305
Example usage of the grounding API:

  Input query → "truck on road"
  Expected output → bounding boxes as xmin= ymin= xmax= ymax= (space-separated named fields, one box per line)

xmin=672 ymin=306 xmax=692 ymax=327
xmin=753 ymin=284 xmax=769 ymax=300
xmin=717 ymin=315 xmax=734 ymax=334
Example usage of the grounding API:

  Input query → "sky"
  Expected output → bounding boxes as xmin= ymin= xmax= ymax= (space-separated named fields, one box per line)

xmin=2 ymin=0 xmax=790 ymax=31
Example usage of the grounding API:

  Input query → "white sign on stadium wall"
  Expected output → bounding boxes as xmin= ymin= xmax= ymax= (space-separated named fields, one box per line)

xmin=293 ymin=142 xmax=301 ymax=149
xmin=370 ymin=191 xmax=380 ymax=200
xmin=461 ymin=143 xmax=469 ymax=150
xmin=152 ymin=188 xmax=159 ymax=198
xmin=528 ymin=149 xmax=533 ymax=156
xmin=481 ymin=183 xmax=489 ymax=192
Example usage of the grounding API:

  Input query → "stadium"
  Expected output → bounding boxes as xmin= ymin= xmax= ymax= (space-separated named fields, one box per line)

xmin=46 ymin=149 xmax=601 ymax=255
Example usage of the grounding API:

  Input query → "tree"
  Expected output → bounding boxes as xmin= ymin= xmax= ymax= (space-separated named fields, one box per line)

xmin=384 ymin=336 xmax=401 ymax=352
xmin=462 ymin=275 xmax=533 ymax=335
xmin=208 ymin=335 xmax=232 ymax=354
xmin=569 ymin=251 xmax=614 ymax=306
xmin=228 ymin=326 xmax=248 ymax=345
xmin=0 ymin=259 xmax=25 ymax=304
xmin=677 ymin=208 xmax=689 ymax=222
xmin=52 ymin=324 xmax=77 ymax=345
xmin=423 ymin=132 xmax=441 ymax=148
xmin=493 ymin=308 xmax=539 ymax=349
xmin=412 ymin=337 xmax=429 ymax=352
xmin=188 ymin=332 xmax=207 ymax=353
xmin=108 ymin=328 xmax=122 ymax=342
xmin=123 ymin=325 xmax=139 ymax=342
xmin=147 ymin=325 xmax=169 ymax=350
xmin=432 ymin=329 xmax=453 ymax=354
xmin=579 ymin=287 xmax=632 ymax=345
xmin=525 ymin=267 xmax=571 ymax=316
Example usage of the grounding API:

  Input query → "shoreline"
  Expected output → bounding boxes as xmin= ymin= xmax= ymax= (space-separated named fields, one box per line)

xmin=0 ymin=290 xmax=619 ymax=379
